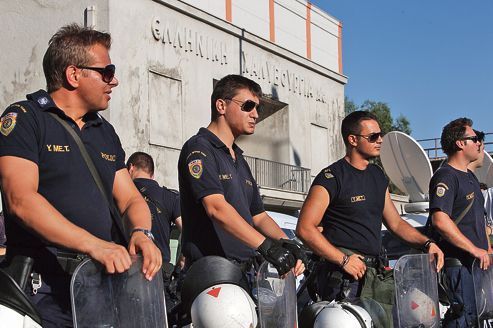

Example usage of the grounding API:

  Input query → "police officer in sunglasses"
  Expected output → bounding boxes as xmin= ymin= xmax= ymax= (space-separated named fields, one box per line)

xmin=0 ymin=24 xmax=161 ymax=327
xmin=430 ymin=119 xmax=490 ymax=327
xmin=297 ymin=111 xmax=444 ymax=324
xmin=178 ymin=75 xmax=306 ymax=287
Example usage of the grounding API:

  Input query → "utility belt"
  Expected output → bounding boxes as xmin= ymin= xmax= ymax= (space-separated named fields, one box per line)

xmin=1 ymin=246 xmax=86 ymax=295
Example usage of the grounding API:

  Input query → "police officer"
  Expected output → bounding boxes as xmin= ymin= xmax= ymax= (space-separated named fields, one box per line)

xmin=429 ymin=118 xmax=489 ymax=327
xmin=178 ymin=74 xmax=305 ymax=281
xmin=126 ymin=151 xmax=182 ymax=311
xmin=296 ymin=111 xmax=443 ymax=322
xmin=0 ymin=24 xmax=161 ymax=327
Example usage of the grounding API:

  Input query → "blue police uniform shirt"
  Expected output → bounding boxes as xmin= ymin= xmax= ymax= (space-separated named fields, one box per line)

xmin=178 ymin=128 xmax=264 ymax=263
xmin=133 ymin=178 xmax=180 ymax=262
xmin=312 ymin=158 xmax=389 ymax=256
xmin=429 ymin=163 xmax=488 ymax=260
xmin=0 ymin=90 xmax=126 ymax=250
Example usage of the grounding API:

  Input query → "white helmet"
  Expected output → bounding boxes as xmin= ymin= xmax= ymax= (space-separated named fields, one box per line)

xmin=191 ymin=283 xmax=258 ymax=328
xmin=313 ymin=301 xmax=372 ymax=328
xmin=399 ymin=287 xmax=438 ymax=327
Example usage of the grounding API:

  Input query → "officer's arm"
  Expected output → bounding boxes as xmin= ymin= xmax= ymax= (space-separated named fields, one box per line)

xmin=382 ymin=189 xmax=444 ymax=270
xmin=202 ymin=194 xmax=265 ymax=249
xmin=432 ymin=210 xmax=483 ymax=256
xmin=252 ymin=212 xmax=287 ymax=239
xmin=0 ymin=156 xmax=132 ymax=271
xmin=296 ymin=186 xmax=346 ymax=265
xmin=112 ymin=168 xmax=162 ymax=279
xmin=382 ymin=189 xmax=430 ymax=246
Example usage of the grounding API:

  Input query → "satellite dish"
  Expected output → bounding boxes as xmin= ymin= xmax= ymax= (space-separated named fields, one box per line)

xmin=475 ymin=150 xmax=493 ymax=188
xmin=381 ymin=131 xmax=433 ymax=203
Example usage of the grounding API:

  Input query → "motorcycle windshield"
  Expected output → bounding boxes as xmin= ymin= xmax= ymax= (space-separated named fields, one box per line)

xmin=255 ymin=261 xmax=297 ymax=328
xmin=70 ymin=255 xmax=167 ymax=328
xmin=472 ymin=255 xmax=493 ymax=326
xmin=394 ymin=254 xmax=440 ymax=328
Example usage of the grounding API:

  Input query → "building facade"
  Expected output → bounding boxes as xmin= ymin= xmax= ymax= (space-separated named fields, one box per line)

xmin=0 ymin=0 xmax=347 ymax=213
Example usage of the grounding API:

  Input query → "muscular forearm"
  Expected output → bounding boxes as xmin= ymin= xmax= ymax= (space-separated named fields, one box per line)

xmin=253 ymin=214 xmax=287 ymax=240
xmin=121 ymin=195 xmax=152 ymax=231
xmin=433 ymin=213 xmax=478 ymax=255
xmin=390 ymin=220 xmax=429 ymax=249
xmin=204 ymin=196 xmax=265 ymax=249
xmin=297 ymin=224 xmax=345 ymax=265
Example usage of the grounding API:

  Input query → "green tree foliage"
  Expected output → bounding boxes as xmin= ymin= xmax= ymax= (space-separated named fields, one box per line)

xmin=345 ymin=98 xmax=412 ymax=135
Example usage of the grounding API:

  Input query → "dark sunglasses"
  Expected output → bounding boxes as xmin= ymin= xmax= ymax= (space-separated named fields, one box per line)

xmin=225 ymin=98 xmax=261 ymax=112
xmin=461 ymin=135 xmax=481 ymax=144
xmin=78 ymin=64 xmax=116 ymax=83
xmin=355 ymin=132 xmax=384 ymax=143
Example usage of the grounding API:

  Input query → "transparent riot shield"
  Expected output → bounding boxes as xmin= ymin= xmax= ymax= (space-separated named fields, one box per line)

xmin=472 ymin=255 xmax=493 ymax=326
xmin=255 ymin=261 xmax=297 ymax=328
xmin=71 ymin=255 xmax=167 ymax=328
xmin=394 ymin=254 xmax=440 ymax=328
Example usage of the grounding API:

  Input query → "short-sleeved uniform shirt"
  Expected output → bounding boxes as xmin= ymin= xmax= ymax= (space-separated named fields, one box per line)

xmin=0 ymin=90 xmax=126 ymax=250
xmin=429 ymin=163 xmax=488 ymax=261
xmin=178 ymin=128 xmax=265 ymax=263
xmin=312 ymin=158 xmax=389 ymax=256
xmin=133 ymin=178 xmax=180 ymax=262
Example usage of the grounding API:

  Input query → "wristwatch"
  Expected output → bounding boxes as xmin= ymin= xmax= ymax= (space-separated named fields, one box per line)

xmin=131 ymin=228 xmax=155 ymax=241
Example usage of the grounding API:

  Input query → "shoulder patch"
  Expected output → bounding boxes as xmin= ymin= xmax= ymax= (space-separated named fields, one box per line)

xmin=436 ymin=186 xmax=446 ymax=197
xmin=0 ymin=112 xmax=18 ymax=136
xmin=324 ymin=168 xmax=334 ymax=179
xmin=188 ymin=159 xmax=203 ymax=179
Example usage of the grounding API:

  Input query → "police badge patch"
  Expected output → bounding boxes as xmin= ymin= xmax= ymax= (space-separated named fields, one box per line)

xmin=436 ymin=186 xmax=446 ymax=197
xmin=0 ymin=112 xmax=18 ymax=136
xmin=324 ymin=168 xmax=334 ymax=179
xmin=188 ymin=159 xmax=203 ymax=179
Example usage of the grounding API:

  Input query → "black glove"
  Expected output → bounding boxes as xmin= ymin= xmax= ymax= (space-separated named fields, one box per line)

xmin=257 ymin=238 xmax=296 ymax=276
xmin=280 ymin=238 xmax=309 ymax=267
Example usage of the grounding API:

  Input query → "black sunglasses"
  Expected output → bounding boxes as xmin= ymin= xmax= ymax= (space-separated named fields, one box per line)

xmin=461 ymin=135 xmax=481 ymax=144
xmin=78 ymin=64 xmax=116 ymax=83
xmin=225 ymin=98 xmax=261 ymax=112
xmin=355 ymin=132 xmax=384 ymax=143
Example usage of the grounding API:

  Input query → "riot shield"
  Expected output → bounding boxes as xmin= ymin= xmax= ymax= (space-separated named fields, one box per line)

xmin=472 ymin=255 xmax=493 ymax=326
xmin=394 ymin=254 xmax=440 ymax=328
xmin=255 ymin=261 xmax=297 ymax=328
xmin=71 ymin=255 xmax=167 ymax=328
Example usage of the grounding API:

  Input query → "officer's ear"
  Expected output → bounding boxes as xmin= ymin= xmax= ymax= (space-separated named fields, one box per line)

xmin=348 ymin=134 xmax=359 ymax=147
xmin=215 ymin=99 xmax=227 ymax=116
xmin=455 ymin=139 xmax=466 ymax=151
xmin=65 ymin=65 xmax=80 ymax=88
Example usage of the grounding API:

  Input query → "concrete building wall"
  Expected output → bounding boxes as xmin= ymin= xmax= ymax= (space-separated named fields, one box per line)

xmin=0 ymin=0 xmax=346 ymax=205
xmin=178 ymin=0 xmax=342 ymax=74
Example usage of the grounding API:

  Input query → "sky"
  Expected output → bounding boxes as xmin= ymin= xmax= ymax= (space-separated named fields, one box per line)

xmin=311 ymin=0 xmax=493 ymax=142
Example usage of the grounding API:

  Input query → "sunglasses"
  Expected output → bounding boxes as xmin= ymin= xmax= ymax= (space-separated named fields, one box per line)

xmin=354 ymin=132 xmax=384 ymax=143
xmin=461 ymin=135 xmax=481 ymax=144
xmin=225 ymin=98 xmax=261 ymax=112
xmin=78 ymin=64 xmax=116 ymax=83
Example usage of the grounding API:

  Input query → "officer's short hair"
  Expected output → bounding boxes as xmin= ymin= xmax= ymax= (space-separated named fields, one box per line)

xmin=126 ymin=152 xmax=154 ymax=176
xmin=440 ymin=117 xmax=473 ymax=156
xmin=210 ymin=75 xmax=262 ymax=121
xmin=43 ymin=24 xmax=112 ymax=93
xmin=341 ymin=111 xmax=379 ymax=147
